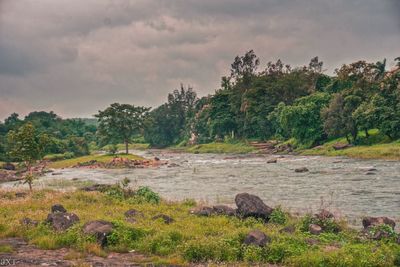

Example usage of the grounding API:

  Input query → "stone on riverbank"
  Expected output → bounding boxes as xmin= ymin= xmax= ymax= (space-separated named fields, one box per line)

xmin=46 ymin=212 xmax=80 ymax=231
xmin=83 ymin=220 xmax=114 ymax=246
xmin=243 ymin=230 xmax=270 ymax=247
xmin=51 ymin=204 xmax=67 ymax=213
xmin=295 ymin=167 xmax=309 ymax=173
xmin=152 ymin=214 xmax=174 ymax=224
xmin=235 ymin=193 xmax=273 ymax=221
xmin=362 ymin=216 xmax=396 ymax=230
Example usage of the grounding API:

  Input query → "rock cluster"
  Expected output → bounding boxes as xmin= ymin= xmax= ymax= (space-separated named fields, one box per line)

xmin=75 ymin=157 xmax=168 ymax=169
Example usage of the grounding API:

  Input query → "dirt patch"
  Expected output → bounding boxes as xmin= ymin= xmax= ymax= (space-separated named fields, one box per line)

xmin=0 ymin=238 xmax=154 ymax=266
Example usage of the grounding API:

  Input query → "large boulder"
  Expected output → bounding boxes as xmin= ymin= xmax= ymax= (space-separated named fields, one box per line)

xmin=51 ymin=204 xmax=67 ymax=213
xmin=45 ymin=213 xmax=79 ymax=231
xmin=235 ymin=193 xmax=273 ymax=221
xmin=362 ymin=216 xmax=396 ymax=230
xmin=243 ymin=230 xmax=270 ymax=247
xmin=83 ymin=220 xmax=114 ymax=246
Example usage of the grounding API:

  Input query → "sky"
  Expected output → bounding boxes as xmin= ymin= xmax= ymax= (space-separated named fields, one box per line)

xmin=0 ymin=0 xmax=399 ymax=120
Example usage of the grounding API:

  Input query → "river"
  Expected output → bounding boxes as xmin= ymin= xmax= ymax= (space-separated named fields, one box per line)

xmin=2 ymin=150 xmax=399 ymax=226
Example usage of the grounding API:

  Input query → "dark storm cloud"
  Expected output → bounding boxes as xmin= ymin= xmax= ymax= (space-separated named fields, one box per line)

xmin=0 ymin=0 xmax=399 ymax=120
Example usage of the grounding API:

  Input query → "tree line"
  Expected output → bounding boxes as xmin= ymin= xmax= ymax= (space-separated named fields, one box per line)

xmin=1 ymin=51 xmax=399 ymax=164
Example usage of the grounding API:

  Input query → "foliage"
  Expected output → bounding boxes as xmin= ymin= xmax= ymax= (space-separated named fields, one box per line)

xmin=269 ymin=207 xmax=288 ymax=225
xmin=95 ymin=103 xmax=150 ymax=154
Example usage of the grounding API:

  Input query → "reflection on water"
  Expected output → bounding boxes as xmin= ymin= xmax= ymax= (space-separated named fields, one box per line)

xmin=3 ymin=150 xmax=400 ymax=224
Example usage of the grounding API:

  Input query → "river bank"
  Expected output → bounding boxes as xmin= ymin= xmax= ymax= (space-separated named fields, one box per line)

xmin=0 ymin=188 xmax=399 ymax=266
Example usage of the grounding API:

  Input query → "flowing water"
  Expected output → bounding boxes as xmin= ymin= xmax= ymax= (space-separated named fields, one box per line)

xmin=2 ymin=150 xmax=399 ymax=226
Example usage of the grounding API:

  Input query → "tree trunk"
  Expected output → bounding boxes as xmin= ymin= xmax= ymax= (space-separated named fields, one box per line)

xmin=125 ymin=140 xmax=129 ymax=154
xmin=365 ymin=129 xmax=369 ymax=138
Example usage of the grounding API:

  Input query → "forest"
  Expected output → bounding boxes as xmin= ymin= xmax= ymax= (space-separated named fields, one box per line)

xmin=1 ymin=51 xmax=399 ymax=162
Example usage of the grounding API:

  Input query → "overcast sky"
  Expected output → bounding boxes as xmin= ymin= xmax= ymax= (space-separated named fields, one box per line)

xmin=0 ymin=0 xmax=399 ymax=120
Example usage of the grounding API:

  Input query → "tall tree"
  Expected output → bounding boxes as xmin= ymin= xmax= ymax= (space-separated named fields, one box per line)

xmin=95 ymin=103 xmax=149 ymax=154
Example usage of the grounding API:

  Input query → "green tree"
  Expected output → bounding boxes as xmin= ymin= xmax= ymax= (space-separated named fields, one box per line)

xmin=95 ymin=103 xmax=150 ymax=154
xmin=7 ymin=123 xmax=49 ymax=190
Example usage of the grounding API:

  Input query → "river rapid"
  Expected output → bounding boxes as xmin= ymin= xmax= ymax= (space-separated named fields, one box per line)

xmin=2 ymin=150 xmax=399 ymax=226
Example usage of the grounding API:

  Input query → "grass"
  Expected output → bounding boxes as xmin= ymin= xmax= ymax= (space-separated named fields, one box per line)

xmin=0 ymin=188 xmax=398 ymax=266
xmin=101 ymin=143 xmax=150 ymax=151
xmin=47 ymin=153 xmax=144 ymax=169
xmin=301 ymin=130 xmax=400 ymax=160
xmin=183 ymin=142 xmax=256 ymax=154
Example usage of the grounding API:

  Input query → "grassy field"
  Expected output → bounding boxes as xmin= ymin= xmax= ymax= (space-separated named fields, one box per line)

xmin=48 ymin=154 xmax=144 ymax=169
xmin=183 ymin=142 xmax=256 ymax=154
xmin=0 ymin=189 xmax=399 ymax=266
xmin=301 ymin=130 xmax=400 ymax=160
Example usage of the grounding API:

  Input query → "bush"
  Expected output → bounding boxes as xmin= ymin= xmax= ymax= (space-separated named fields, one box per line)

xmin=269 ymin=207 xmax=288 ymax=225
xmin=134 ymin=186 xmax=160 ymax=204
xmin=300 ymin=214 xmax=341 ymax=234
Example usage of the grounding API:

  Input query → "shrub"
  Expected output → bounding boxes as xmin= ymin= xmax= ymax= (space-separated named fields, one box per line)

xmin=300 ymin=214 xmax=341 ymax=234
xmin=269 ymin=207 xmax=288 ymax=225
xmin=134 ymin=186 xmax=160 ymax=204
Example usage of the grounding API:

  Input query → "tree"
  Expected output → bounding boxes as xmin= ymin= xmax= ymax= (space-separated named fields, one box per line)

xmin=272 ymin=93 xmax=331 ymax=146
xmin=7 ymin=123 xmax=49 ymax=190
xmin=95 ymin=103 xmax=150 ymax=154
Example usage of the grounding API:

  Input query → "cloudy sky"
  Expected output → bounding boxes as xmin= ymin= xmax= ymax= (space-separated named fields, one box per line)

xmin=0 ymin=0 xmax=399 ymax=120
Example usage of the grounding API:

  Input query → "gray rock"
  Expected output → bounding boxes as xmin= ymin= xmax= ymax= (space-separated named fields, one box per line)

xmin=124 ymin=209 xmax=144 ymax=218
xmin=235 ymin=193 xmax=273 ymax=221
xmin=190 ymin=206 xmax=214 ymax=216
xmin=45 ymin=213 xmax=79 ymax=231
xmin=83 ymin=220 xmax=114 ymax=247
xmin=243 ymin=230 xmax=270 ymax=247
xmin=15 ymin=192 xmax=27 ymax=198
xmin=212 ymin=205 xmax=236 ymax=216
xmin=362 ymin=216 xmax=396 ymax=230
xmin=295 ymin=167 xmax=309 ymax=173
xmin=2 ymin=163 xmax=16 ymax=171
xmin=51 ymin=204 xmax=67 ymax=213
xmin=309 ymin=224 xmax=323 ymax=235
xmin=267 ymin=159 xmax=277 ymax=164
xmin=152 ymin=214 xmax=174 ymax=224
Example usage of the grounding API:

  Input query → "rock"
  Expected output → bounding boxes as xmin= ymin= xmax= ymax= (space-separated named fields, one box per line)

xmin=45 ymin=213 xmax=79 ymax=231
xmin=243 ymin=230 xmax=270 ymax=247
xmin=396 ymin=235 xmax=400 ymax=245
xmin=15 ymin=192 xmax=27 ymax=198
xmin=267 ymin=159 xmax=277 ymax=164
xmin=51 ymin=204 xmax=67 ymax=213
xmin=152 ymin=214 xmax=174 ymax=224
xmin=81 ymin=184 xmax=113 ymax=192
xmin=365 ymin=172 xmax=376 ymax=175
xmin=212 ymin=205 xmax=236 ymax=216
xmin=295 ymin=167 xmax=309 ymax=173
xmin=2 ymin=163 xmax=16 ymax=171
xmin=190 ymin=206 xmax=214 ymax=216
xmin=124 ymin=209 xmax=144 ymax=218
xmin=332 ymin=143 xmax=352 ymax=150
xmin=51 ymin=172 xmax=63 ymax=176
xmin=309 ymin=224 xmax=323 ymax=235
xmin=279 ymin=225 xmax=296 ymax=234
xmin=235 ymin=193 xmax=273 ymax=221
xmin=371 ymin=230 xmax=392 ymax=240
xmin=362 ymin=216 xmax=396 ymax=230
xmin=154 ymin=157 xmax=160 ymax=161
xmin=315 ymin=209 xmax=334 ymax=220
xmin=20 ymin=217 xmax=39 ymax=227
xmin=83 ymin=220 xmax=114 ymax=247
xmin=168 ymin=163 xmax=180 ymax=168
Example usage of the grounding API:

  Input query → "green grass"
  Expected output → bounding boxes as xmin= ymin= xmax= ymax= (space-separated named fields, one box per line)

xmin=0 ymin=189 xmax=398 ymax=266
xmin=0 ymin=244 xmax=14 ymax=253
xmin=48 ymin=153 xmax=144 ymax=169
xmin=183 ymin=142 xmax=256 ymax=154
xmin=101 ymin=143 xmax=150 ymax=151
xmin=301 ymin=130 xmax=400 ymax=160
